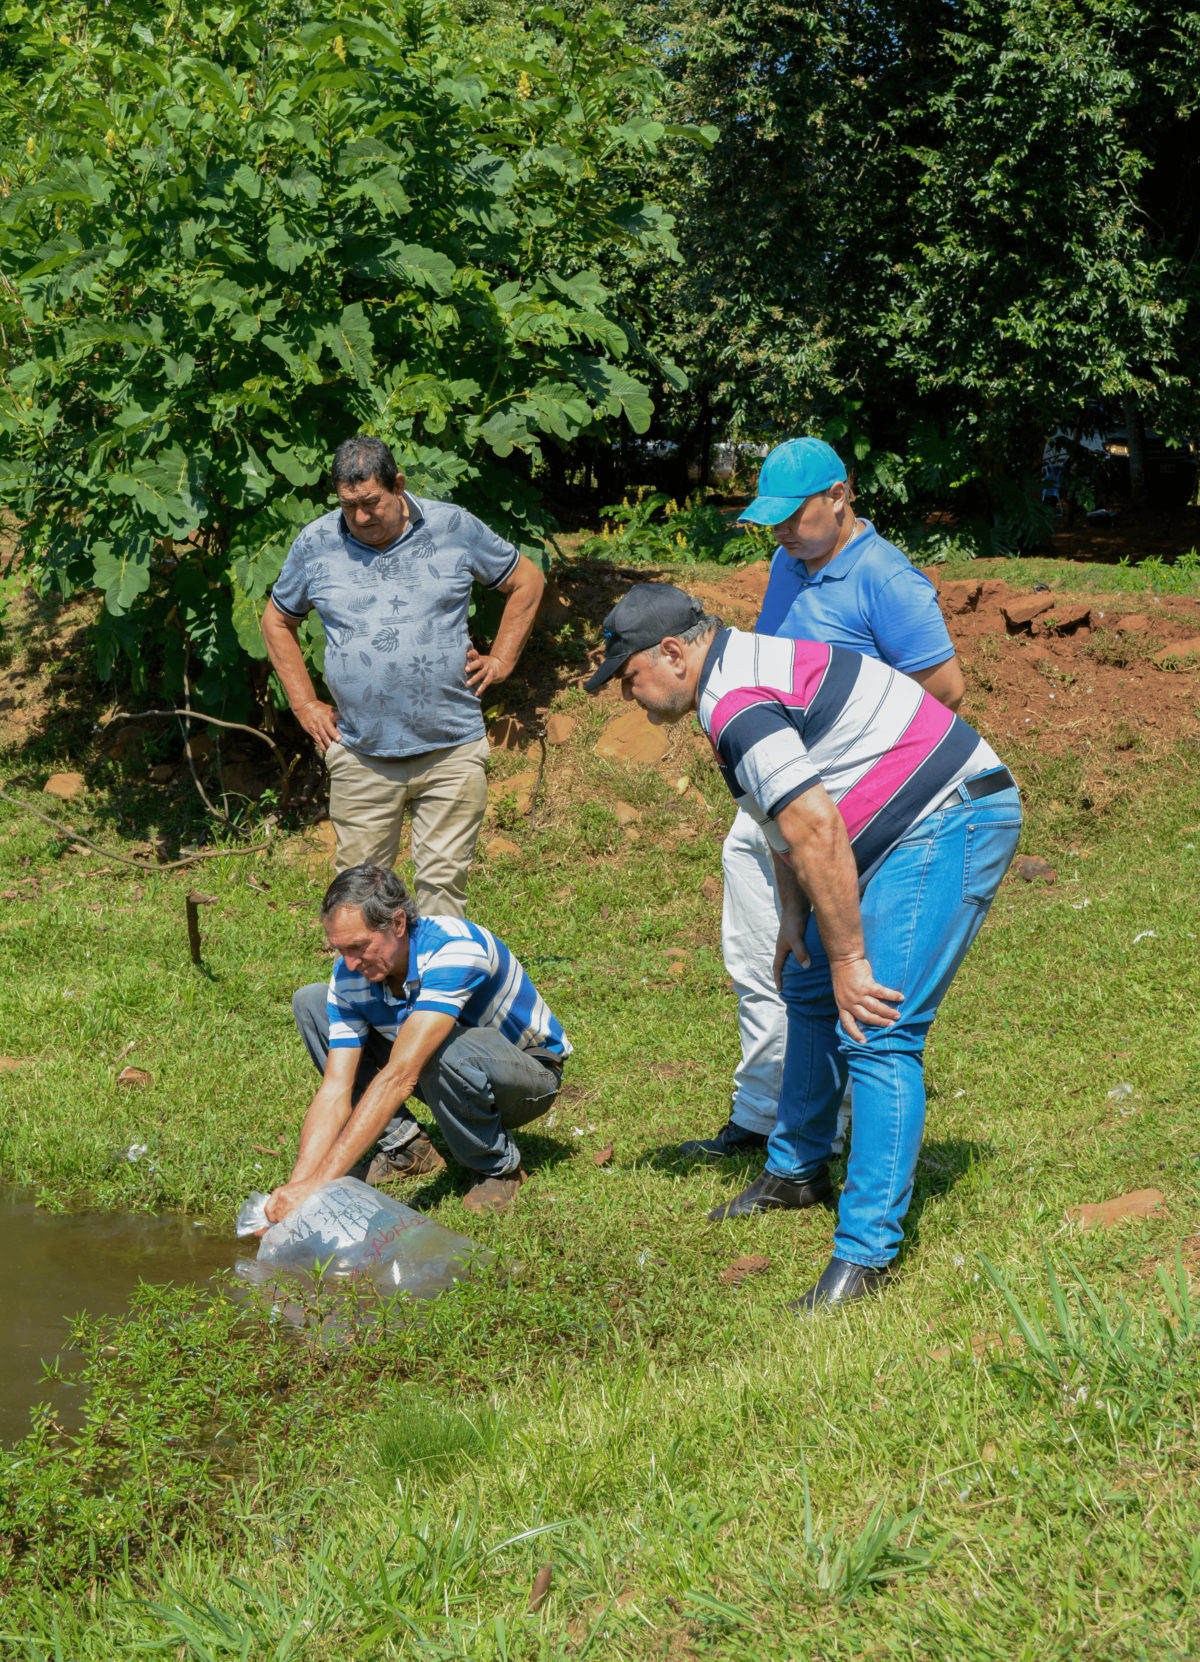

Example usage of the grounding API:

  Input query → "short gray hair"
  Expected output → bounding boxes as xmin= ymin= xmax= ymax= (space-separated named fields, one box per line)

xmin=648 ymin=612 xmax=723 ymax=657
xmin=321 ymin=864 xmax=418 ymax=930
xmin=331 ymin=435 xmax=399 ymax=492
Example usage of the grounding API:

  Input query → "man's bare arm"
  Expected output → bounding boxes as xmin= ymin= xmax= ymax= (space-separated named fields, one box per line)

xmin=265 ymin=1011 xmax=457 ymax=1222
xmin=261 ymin=600 xmax=342 ymax=749
xmin=910 ymin=654 xmax=965 ymax=711
xmin=773 ymin=787 xmax=903 ymax=1043
xmin=465 ymin=553 xmax=545 ymax=696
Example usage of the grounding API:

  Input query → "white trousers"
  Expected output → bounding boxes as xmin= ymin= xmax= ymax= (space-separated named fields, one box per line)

xmin=721 ymin=809 xmax=851 ymax=1144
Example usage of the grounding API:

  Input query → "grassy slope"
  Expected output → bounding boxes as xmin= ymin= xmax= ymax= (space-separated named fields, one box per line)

xmin=2 ymin=576 xmax=1200 ymax=1658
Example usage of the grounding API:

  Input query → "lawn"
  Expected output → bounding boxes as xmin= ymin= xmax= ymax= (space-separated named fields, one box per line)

xmin=1 ymin=567 xmax=1199 ymax=1659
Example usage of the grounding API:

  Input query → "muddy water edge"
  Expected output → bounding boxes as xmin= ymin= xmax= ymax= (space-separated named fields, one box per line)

xmin=0 ymin=1188 xmax=241 ymax=1444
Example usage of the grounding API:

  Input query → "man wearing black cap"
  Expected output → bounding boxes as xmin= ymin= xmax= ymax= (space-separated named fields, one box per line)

xmin=686 ymin=436 xmax=965 ymax=1164
xmin=585 ymin=584 xmax=1020 ymax=1313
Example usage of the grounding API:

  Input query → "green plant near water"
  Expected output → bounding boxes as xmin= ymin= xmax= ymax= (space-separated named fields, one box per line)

xmin=3 ymin=617 xmax=1200 ymax=1654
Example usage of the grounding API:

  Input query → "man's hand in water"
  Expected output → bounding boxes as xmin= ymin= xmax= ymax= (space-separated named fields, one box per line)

xmin=263 ymin=1177 xmax=323 ymax=1228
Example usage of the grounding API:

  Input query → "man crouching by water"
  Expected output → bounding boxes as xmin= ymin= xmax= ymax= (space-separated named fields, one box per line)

xmin=265 ymin=865 xmax=569 ymax=1221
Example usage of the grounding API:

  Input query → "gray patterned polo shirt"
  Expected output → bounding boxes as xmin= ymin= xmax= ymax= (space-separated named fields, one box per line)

xmin=270 ymin=494 xmax=519 ymax=758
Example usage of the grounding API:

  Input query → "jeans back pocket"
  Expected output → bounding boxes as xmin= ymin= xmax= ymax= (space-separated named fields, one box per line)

xmin=963 ymin=815 xmax=1022 ymax=905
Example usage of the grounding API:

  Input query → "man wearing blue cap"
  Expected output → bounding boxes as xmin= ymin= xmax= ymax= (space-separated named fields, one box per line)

xmin=680 ymin=437 xmax=966 ymax=1161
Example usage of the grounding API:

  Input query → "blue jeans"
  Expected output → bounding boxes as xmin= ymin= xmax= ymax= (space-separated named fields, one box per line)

xmin=767 ymin=786 xmax=1021 ymax=1267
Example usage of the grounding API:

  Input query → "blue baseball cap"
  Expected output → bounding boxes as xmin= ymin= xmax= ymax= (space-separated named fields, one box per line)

xmin=737 ymin=437 xmax=847 ymax=527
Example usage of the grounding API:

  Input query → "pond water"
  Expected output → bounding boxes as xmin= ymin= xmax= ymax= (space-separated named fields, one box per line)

xmin=0 ymin=1189 xmax=241 ymax=1445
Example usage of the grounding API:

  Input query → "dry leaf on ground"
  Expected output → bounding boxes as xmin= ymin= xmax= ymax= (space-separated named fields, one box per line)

xmin=592 ymin=1142 xmax=614 ymax=1167
xmin=1065 ymin=1188 xmax=1166 ymax=1230
xmin=719 ymin=1254 xmax=771 ymax=1288
xmin=117 ymin=1066 xmax=153 ymax=1089
xmin=528 ymin=1564 xmax=553 ymax=1614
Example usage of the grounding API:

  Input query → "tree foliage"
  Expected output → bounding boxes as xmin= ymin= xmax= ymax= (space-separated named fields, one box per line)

xmin=0 ymin=0 xmax=699 ymax=706
xmin=653 ymin=0 xmax=1200 ymax=552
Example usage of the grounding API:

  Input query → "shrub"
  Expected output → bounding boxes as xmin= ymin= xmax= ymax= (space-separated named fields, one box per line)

xmin=0 ymin=0 xmax=702 ymax=711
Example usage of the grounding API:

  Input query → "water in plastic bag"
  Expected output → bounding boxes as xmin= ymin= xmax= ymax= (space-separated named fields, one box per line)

xmin=237 ymin=1176 xmax=491 ymax=1299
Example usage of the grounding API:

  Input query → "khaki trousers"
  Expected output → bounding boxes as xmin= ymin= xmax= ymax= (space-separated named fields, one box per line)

xmin=325 ymin=736 xmax=489 ymax=917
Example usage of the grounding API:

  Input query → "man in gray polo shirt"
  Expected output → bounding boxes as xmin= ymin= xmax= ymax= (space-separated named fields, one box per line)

xmin=263 ymin=435 xmax=544 ymax=917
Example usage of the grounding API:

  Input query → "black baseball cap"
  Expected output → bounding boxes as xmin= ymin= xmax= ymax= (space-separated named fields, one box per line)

xmin=584 ymin=583 xmax=706 ymax=692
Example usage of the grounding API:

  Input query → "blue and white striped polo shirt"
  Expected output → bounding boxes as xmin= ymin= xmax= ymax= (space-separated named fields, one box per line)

xmin=326 ymin=915 xmax=571 ymax=1060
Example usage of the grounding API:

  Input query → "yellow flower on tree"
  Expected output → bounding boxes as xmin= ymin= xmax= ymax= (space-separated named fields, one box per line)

xmin=517 ymin=70 xmax=532 ymax=99
xmin=332 ymin=33 xmax=346 ymax=61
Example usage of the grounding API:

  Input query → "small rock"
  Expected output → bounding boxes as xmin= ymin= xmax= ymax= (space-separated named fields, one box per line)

xmin=939 ymin=579 xmax=983 ymax=615
xmin=312 ymin=819 xmax=338 ymax=856
xmin=487 ymin=769 xmax=539 ymax=815
xmin=488 ymin=715 xmax=528 ymax=751
xmin=1001 ymin=595 xmax=1055 ymax=632
xmin=593 ymin=709 xmax=670 ymax=766
xmin=674 ymin=775 xmax=690 ymax=796
xmin=545 ymin=713 xmax=577 ymax=746
xmin=1155 ymin=636 xmax=1200 ymax=666
xmin=1065 ymin=1189 xmax=1165 ymax=1231
xmin=485 ymin=836 xmax=522 ymax=858
xmin=614 ymin=801 xmax=642 ymax=827
xmin=43 ymin=772 xmax=86 ymax=801
xmin=1014 ymin=855 xmax=1056 ymax=884
xmin=701 ymin=874 xmax=722 ymax=904
xmin=149 ymin=763 xmax=175 ymax=784
xmin=719 ymin=1253 xmax=771 ymax=1288
xmin=1116 ymin=614 xmax=1149 ymax=634
xmin=1042 ymin=603 xmax=1091 ymax=635
xmin=117 ymin=1066 xmax=154 ymax=1089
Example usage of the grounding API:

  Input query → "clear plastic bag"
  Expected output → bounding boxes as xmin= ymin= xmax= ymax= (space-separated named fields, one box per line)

xmin=237 ymin=1176 xmax=490 ymax=1299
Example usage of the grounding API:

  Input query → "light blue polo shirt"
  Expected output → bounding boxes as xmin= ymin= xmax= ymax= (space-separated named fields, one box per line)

xmin=271 ymin=493 xmax=519 ymax=758
xmin=755 ymin=520 xmax=953 ymax=672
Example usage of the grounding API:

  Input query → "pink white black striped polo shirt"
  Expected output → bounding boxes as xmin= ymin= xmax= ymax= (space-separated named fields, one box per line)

xmin=697 ymin=629 xmax=1006 ymax=881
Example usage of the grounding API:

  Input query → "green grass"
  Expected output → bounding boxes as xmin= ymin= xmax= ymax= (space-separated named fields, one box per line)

xmin=3 ymin=597 xmax=1200 ymax=1656
xmin=938 ymin=546 xmax=1200 ymax=595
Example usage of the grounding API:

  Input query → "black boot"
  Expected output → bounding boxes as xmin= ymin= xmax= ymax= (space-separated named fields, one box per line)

xmin=679 ymin=1118 xmax=768 ymax=1159
xmin=788 ymin=1255 xmax=896 ymax=1316
xmin=708 ymin=1166 xmax=834 ymax=1222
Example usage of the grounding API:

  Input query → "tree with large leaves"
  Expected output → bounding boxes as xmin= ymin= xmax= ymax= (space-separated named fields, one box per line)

xmin=0 ymin=0 xmax=702 ymax=707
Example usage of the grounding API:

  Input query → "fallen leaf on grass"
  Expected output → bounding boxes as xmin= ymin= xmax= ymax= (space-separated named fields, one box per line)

xmin=1065 ymin=1188 xmax=1166 ymax=1230
xmin=528 ymin=1564 xmax=553 ymax=1614
xmin=592 ymin=1142 xmax=614 ymax=1167
xmin=719 ymin=1253 xmax=771 ymax=1288
xmin=247 ymin=875 xmax=271 ymax=892
xmin=1014 ymin=855 xmax=1056 ymax=883
xmin=252 ymin=1144 xmax=284 ymax=1157
xmin=117 ymin=1066 xmax=153 ymax=1089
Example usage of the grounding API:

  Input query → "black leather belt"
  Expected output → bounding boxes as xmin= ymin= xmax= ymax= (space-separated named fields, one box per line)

xmin=935 ymin=766 xmax=1017 ymax=812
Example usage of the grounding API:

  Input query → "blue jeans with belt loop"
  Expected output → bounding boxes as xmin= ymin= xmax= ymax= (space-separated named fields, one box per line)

xmin=767 ymin=785 xmax=1022 ymax=1267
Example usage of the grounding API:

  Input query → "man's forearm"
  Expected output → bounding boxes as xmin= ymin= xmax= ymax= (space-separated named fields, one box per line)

xmin=307 ymin=1066 xmax=419 ymax=1183
xmin=785 ymin=821 xmax=865 ymax=966
xmin=490 ymin=576 xmax=542 ymax=671
xmin=262 ymin=606 xmax=320 ymax=714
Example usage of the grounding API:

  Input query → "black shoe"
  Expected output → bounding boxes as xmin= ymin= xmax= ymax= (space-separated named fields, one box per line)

xmin=679 ymin=1118 xmax=769 ymax=1159
xmin=788 ymin=1254 xmax=896 ymax=1316
xmin=708 ymin=1166 xmax=834 ymax=1221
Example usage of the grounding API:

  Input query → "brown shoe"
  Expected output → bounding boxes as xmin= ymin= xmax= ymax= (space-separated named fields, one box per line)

xmin=462 ymin=1166 xmax=527 ymax=1216
xmin=365 ymin=1131 xmax=446 ymax=1187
